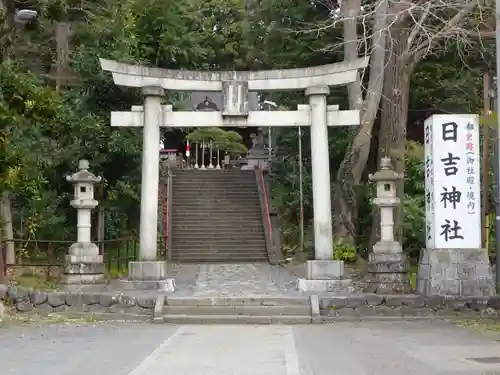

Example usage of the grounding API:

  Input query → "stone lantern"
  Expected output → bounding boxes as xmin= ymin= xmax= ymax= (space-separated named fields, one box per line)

xmin=63 ymin=160 xmax=104 ymax=284
xmin=365 ymin=157 xmax=411 ymax=294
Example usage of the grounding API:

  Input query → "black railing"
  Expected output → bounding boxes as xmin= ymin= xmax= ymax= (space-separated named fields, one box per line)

xmin=1 ymin=237 xmax=138 ymax=281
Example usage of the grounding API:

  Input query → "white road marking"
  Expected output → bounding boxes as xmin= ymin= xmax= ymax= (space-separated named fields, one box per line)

xmin=127 ymin=326 xmax=185 ymax=375
xmin=284 ymin=326 xmax=301 ymax=375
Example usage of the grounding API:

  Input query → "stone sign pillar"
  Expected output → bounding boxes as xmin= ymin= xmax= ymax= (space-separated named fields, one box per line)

xmin=63 ymin=160 xmax=104 ymax=284
xmin=418 ymin=114 xmax=494 ymax=297
xmin=365 ymin=157 xmax=411 ymax=293
xmin=297 ymin=86 xmax=352 ymax=293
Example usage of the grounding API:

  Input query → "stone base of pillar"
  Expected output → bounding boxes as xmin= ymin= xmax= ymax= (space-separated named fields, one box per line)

xmin=62 ymin=243 xmax=105 ymax=285
xmin=364 ymin=244 xmax=412 ymax=294
xmin=417 ymin=248 xmax=494 ymax=297
xmin=116 ymin=261 xmax=175 ymax=291
xmin=297 ymin=260 xmax=355 ymax=293
xmin=297 ymin=278 xmax=355 ymax=293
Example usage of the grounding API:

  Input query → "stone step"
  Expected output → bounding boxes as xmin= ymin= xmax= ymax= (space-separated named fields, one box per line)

xmin=174 ymin=172 xmax=254 ymax=175
xmin=172 ymin=247 xmax=266 ymax=253
xmin=162 ymin=305 xmax=310 ymax=316
xmin=171 ymin=255 xmax=268 ymax=262
xmin=171 ymin=196 xmax=259 ymax=201
xmin=171 ymin=235 xmax=265 ymax=241
xmin=171 ymin=251 xmax=267 ymax=257
xmin=171 ymin=223 xmax=264 ymax=228
xmin=171 ymin=220 xmax=263 ymax=225
xmin=170 ymin=258 xmax=269 ymax=263
xmin=171 ymin=199 xmax=259 ymax=204
xmin=171 ymin=223 xmax=263 ymax=228
xmin=172 ymin=239 xmax=265 ymax=245
xmin=173 ymin=184 xmax=256 ymax=188
xmin=173 ymin=181 xmax=256 ymax=185
xmin=172 ymin=209 xmax=262 ymax=214
xmin=171 ymin=222 xmax=263 ymax=228
xmin=172 ymin=232 xmax=264 ymax=237
xmin=173 ymin=183 xmax=257 ymax=187
xmin=173 ymin=183 xmax=256 ymax=187
xmin=171 ymin=227 xmax=263 ymax=232
xmin=161 ymin=314 xmax=311 ymax=324
xmin=171 ymin=236 xmax=265 ymax=242
xmin=173 ymin=178 xmax=256 ymax=183
xmin=173 ymin=174 xmax=255 ymax=179
xmin=171 ymin=194 xmax=259 ymax=199
xmin=171 ymin=202 xmax=261 ymax=207
xmin=172 ymin=212 xmax=262 ymax=216
xmin=172 ymin=239 xmax=266 ymax=245
xmin=172 ymin=195 xmax=258 ymax=198
xmin=171 ymin=208 xmax=262 ymax=214
xmin=164 ymin=296 xmax=310 ymax=306
xmin=173 ymin=181 xmax=256 ymax=184
xmin=171 ymin=252 xmax=267 ymax=257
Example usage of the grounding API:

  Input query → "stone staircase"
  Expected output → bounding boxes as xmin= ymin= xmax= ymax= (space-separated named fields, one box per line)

xmin=158 ymin=296 xmax=314 ymax=324
xmin=170 ymin=169 xmax=269 ymax=262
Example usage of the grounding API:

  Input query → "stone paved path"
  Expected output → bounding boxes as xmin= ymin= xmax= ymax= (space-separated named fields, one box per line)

xmin=3 ymin=320 xmax=500 ymax=374
xmin=92 ymin=262 xmax=312 ymax=297
xmin=191 ymin=263 xmax=298 ymax=296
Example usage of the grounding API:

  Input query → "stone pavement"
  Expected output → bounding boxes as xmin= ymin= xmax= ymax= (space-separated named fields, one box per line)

xmin=74 ymin=263 xmax=314 ymax=297
xmin=3 ymin=320 xmax=500 ymax=374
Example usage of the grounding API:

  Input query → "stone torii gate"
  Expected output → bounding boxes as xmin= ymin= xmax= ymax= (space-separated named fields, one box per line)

xmin=100 ymin=57 xmax=368 ymax=290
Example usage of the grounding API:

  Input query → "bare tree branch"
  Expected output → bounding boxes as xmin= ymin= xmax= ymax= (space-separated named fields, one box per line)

xmin=406 ymin=0 xmax=483 ymax=63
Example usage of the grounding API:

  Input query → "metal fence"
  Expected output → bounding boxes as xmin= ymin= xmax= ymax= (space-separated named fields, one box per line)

xmin=0 ymin=237 xmax=138 ymax=281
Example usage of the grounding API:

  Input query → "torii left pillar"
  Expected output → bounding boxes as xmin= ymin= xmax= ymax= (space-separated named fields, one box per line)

xmin=128 ymin=87 xmax=173 ymax=291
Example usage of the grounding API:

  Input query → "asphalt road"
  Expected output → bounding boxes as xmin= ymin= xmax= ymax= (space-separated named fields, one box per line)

xmin=2 ymin=320 xmax=500 ymax=375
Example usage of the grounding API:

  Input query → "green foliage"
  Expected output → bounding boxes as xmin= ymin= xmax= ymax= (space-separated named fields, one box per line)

xmin=402 ymin=142 xmax=426 ymax=259
xmin=186 ymin=128 xmax=248 ymax=155
xmin=333 ymin=241 xmax=357 ymax=263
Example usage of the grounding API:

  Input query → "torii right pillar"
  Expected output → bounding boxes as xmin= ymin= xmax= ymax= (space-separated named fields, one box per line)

xmin=297 ymin=86 xmax=354 ymax=293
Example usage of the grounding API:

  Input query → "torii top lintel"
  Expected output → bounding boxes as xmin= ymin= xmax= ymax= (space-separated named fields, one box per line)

xmin=99 ymin=57 xmax=369 ymax=92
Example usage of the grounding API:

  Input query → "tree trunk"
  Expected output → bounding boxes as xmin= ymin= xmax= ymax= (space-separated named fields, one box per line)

xmin=370 ymin=27 xmax=412 ymax=246
xmin=332 ymin=0 xmax=388 ymax=246
xmin=0 ymin=192 xmax=14 ymax=265
xmin=0 ymin=220 xmax=6 ymax=284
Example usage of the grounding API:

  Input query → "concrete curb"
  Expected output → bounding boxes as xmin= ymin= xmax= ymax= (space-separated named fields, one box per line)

xmin=310 ymin=295 xmax=321 ymax=324
xmin=153 ymin=295 xmax=165 ymax=324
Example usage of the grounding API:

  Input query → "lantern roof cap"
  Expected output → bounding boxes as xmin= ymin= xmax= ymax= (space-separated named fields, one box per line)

xmin=369 ymin=157 xmax=402 ymax=182
xmin=66 ymin=159 xmax=102 ymax=184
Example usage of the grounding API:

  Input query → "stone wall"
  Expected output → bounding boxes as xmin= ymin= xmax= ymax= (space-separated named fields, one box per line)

xmin=3 ymin=284 xmax=500 ymax=322
xmin=320 ymin=294 xmax=500 ymax=319
xmin=0 ymin=285 xmax=155 ymax=319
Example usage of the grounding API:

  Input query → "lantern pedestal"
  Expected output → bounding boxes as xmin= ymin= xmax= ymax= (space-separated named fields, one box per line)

xmin=364 ymin=157 xmax=411 ymax=294
xmin=364 ymin=244 xmax=412 ymax=294
xmin=62 ymin=243 xmax=105 ymax=284
xmin=417 ymin=247 xmax=494 ymax=297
